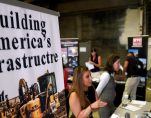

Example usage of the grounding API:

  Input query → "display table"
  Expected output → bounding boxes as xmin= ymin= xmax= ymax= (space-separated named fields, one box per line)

xmin=111 ymin=100 xmax=151 ymax=118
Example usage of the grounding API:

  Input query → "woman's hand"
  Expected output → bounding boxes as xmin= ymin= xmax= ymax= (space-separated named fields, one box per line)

xmin=89 ymin=61 xmax=94 ymax=65
xmin=90 ymin=99 xmax=107 ymax=111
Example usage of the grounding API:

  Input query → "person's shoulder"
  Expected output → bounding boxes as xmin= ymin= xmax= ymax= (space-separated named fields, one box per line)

xmin=102 ymin=71 xmax=110 ymax=76
xmin=98 ymin=55 xmax=102 ymax=58
xmin=100 ymin=71 xmax=110 ymax=80
xmin=70 ymin=91 xmax=78 ymax=98
xmin=98 ymin=56 xmax=102 ymax=60
xmin=69 ymin=91 xmax=80 ymax=103
xmin=125 ymin=57 xmax=130 ymax=61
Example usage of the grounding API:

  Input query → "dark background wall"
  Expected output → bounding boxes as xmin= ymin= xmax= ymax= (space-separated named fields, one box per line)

xmin=59 ymin=9 xmax=128 ymax=65
xmin=19 ymin=0 xmax=147 ymax=65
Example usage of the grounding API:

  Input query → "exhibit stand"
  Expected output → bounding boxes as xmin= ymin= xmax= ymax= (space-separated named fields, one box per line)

xmin=128 ymin=36 xmax=148 ymax=100
xmin=114 ymin=36 xmax=148 ymax=107
xmin=61 ymin=38 xmax=79 ymax=78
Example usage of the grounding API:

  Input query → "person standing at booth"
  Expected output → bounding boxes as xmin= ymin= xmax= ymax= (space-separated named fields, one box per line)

xmin=88 ymin=48 xmax=102 ymax=81
xmin=96 ymin=54 xmax=120 ymax=118
xmin=69 ymin=66 xmax=107 ymax=118
xmin=122 ymin=52 xmax=141 ymax=101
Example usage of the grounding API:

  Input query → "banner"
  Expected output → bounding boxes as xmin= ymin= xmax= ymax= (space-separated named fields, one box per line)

xmin=0 ymin=2 xmax=64 ymax=98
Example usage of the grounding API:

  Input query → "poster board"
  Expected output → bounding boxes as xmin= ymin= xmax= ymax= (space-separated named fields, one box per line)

xmin=0 ymin=0 xmax=64 ymax=99
xmin=61 ymin=39 xmax=79 ymax=77
xmin=128 ymin=36 xmax=148 ymax=77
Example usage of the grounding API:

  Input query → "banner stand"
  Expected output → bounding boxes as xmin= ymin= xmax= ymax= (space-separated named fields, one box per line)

xmin=0 ymin=0 xmax=67 ymax=117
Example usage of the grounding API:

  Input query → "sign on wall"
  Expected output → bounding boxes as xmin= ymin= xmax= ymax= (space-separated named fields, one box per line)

xmin=0 ymin=1 xmax=64 ymax=98
xmin=132 ymin=37 xmax=143 ymax=47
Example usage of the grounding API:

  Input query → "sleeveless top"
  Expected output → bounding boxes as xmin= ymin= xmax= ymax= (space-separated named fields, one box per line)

xmin=84 ymin=86 xmax=96 ymax=104
xmin=90 ymin=55 xmax=100 ymax=72
xmin=100 ymin=74 xmax=116 ymax=105
xmin=70 ymin=86 xmax=96 ymax=118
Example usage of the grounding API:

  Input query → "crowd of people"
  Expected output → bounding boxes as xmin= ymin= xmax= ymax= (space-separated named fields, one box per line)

xmin=63 ymin=48 xmax=145 ymax=118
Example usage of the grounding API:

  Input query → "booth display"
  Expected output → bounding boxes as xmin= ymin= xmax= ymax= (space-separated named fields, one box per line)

xmin=61 ymin=39 xmax=79 ymax=77
xmin=114 ymin=36 xmax=148 ymax=107
xmin=128 ymin=36 xmax=148 ymax=100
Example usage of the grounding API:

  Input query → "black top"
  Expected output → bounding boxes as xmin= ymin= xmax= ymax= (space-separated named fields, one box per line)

xmin=85 ymin=86 xmax=96 ymax=104
xmin=126 ymin=56 xmax=140 ymax=77
xmin=90 ymin=55 xmax=100 ymax=72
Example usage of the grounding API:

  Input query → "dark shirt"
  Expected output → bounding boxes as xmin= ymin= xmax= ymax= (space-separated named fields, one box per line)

xmin=126 ymin=56 xmax=139 ymax=77
xmin=85 ymin=86 xmax=96 ymax=104
xmin=90 ymin=55 xmax=100 ymax=72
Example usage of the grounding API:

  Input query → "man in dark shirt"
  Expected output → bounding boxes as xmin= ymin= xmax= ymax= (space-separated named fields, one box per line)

xmin=122 ymin=52 xmax=141 ymax=100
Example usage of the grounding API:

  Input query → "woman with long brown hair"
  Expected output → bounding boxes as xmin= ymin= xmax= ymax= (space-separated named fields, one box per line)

xmin=69 ymin=66 xmax=107 ymax=118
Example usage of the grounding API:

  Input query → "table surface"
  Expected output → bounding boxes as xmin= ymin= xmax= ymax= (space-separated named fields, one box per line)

xmin=113 ymin=100 xmax=151 ymax=118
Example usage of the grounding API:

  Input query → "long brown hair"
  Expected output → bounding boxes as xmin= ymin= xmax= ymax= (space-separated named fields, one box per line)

xmin=71 ymin=66 xmax=90 ymax=108
xmin=104 ymin=54 xmax=120 ymax=74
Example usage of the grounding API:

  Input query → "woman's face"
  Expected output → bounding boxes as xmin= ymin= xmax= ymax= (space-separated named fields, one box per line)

xmin=113 ymin=59 xmax=120 ymax=72
xmin=82 ymin=70 xmax=92 ymax=87
xmin=91 ymin=51 xmax=96 ymax=56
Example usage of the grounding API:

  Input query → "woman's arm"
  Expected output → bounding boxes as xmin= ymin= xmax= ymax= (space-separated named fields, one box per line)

xmin=122 ymin=60 xmax=129 ymax=77
xmin=69 ymin=92 xmax=107 ymax=118
xmin=97 ymin=56 xmax=102 ymax=67
xmin=96 ymin=72 xmax=110 ymax=96
xmin=69 ymin=92 xmax=91 ymax=118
